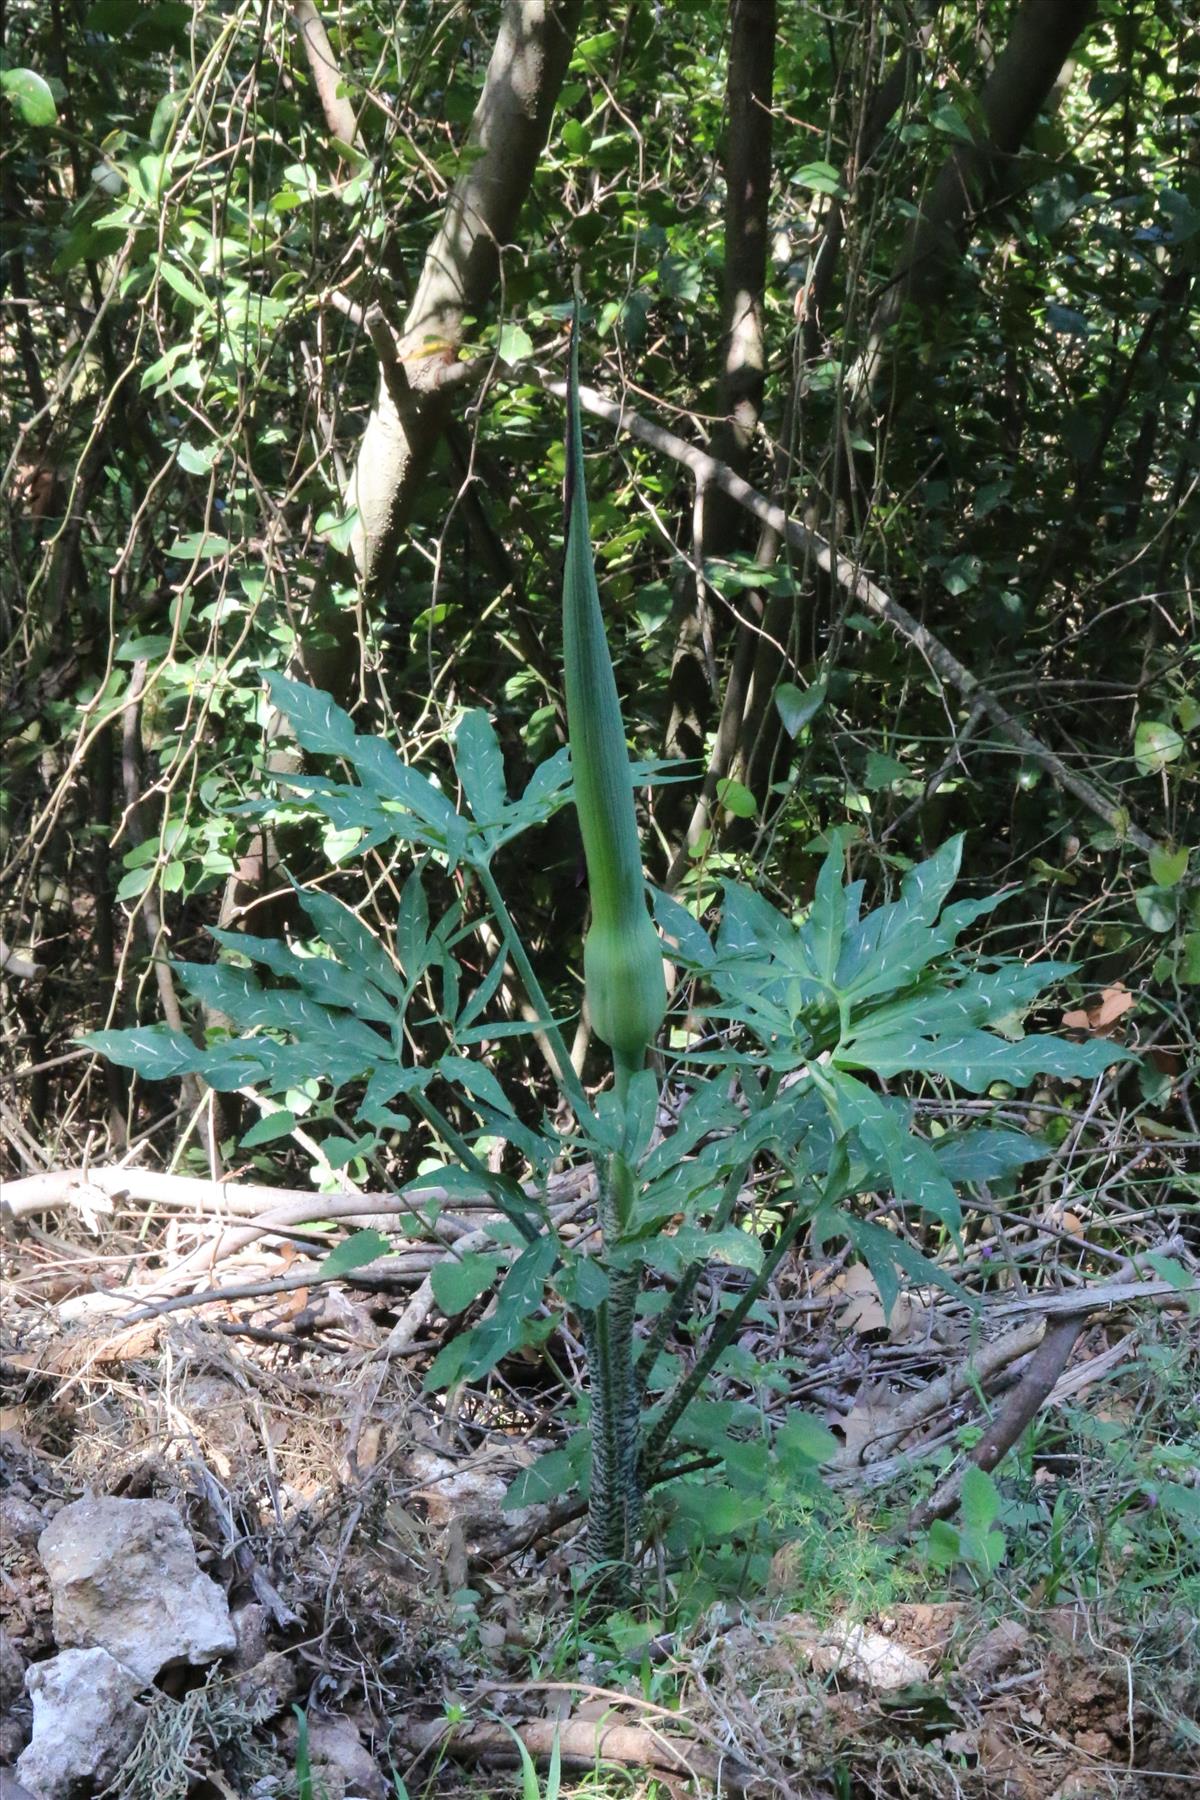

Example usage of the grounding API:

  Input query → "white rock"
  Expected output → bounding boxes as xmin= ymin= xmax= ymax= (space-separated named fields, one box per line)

xmin=806 ymin=1620 xmax=930 ymax=1691
xmin=37 ymin=1497 xmax=236 ymax=1684
xmin=16 ymin=1647 xmax=146 ymax=1798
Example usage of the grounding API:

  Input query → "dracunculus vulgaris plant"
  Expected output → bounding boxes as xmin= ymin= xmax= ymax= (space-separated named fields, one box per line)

xmin=561 ymin=299 xmax=668 ymax=1568
xmin=86 ymin=300 xmax=1131 ymax=1595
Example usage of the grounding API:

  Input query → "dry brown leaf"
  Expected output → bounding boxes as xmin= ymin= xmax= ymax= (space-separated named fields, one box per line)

xmin=887 ymin=1291 xmax=933 ymax=1345
xmin=832 ymin=1264 xmax=887 ymax=1335
xmin=39 ymin=1320 xmax=162 ymax=1371
xmin=353 ymin=1423 xmax=383 ymax=1471
xmin=835 ymin=1383 xmax=897 ymax=1461
xmin=1062 ymin=984 xmax=1135 ymax=1034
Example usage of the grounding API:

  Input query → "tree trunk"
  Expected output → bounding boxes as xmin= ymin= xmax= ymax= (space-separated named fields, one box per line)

xmin=345 ymin=0 xmax=583 ymax=595
xmin=729 ymin=10 xmax=940 ymax=811
xmin=852 ymin=0 xmax=1097 ymax=417
xmin=664 ymin=0 xmax=776 ymax=796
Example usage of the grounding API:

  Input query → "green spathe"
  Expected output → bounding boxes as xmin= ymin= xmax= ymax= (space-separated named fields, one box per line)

xmin=562 ymin=302 xmax=666 ymax=1078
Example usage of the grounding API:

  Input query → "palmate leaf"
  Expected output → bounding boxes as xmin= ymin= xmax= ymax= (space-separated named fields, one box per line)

xmin=640 ymin=1224 xmax=763 ymax=1279
xmin=174 ymin=962 xmax=392 ymax=1058
xmin=933 ymin=1128 xmax=1049 ymax=1181
xmin=423 ymin=1234 xmax=556 ymax=1389
xmin=82 ymin=1025 xmax=201 ymax=1081
xmin=520 ymin=745 xmax=572 ymax=812
xmin=395 ymin=868 xmax=430 ymax=983
xmin=452 ymin=713 xmax=574 ymax=858
xmin=266 ymin=672 xmax=356 ymax=758
xmin=294 ymin=888 xmax=407 ymax=1001
xmin=651 ymin=886 xmax=716 ymax=970
xmin=826 ymin=1069 xmax=962 ymax=1229
xmin=267 ymin=776 xmax=400 ymax=860
xmin=837 ymin=1025 xmax=1131 ymax=1092
xmin=813 ymin=1205 xmax=970 ymax=1321
xmin=847 ymin=960 xmax=1076 ymax=1041
xmin=208 ymin=933 xmax=396 ymax=1026
xmin=799 ymin=834 xmax=849 ymax=984
xmin=265 ymin=671 xmax=467 ymax=862
xmin=454 ymin=709 xmax=508 ymax=828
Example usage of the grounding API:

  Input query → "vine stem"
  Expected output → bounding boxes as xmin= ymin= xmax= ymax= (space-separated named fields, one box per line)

xmin=410 ymin=1089 xmax=541 ymax=1244
xmin=634 ymin=1070 xmax=787 ymax=1387
xmin=640 ymin=1182 xmax=819 ymax=1481
xmin=475 ymin=861 xmax=593 ymax=1124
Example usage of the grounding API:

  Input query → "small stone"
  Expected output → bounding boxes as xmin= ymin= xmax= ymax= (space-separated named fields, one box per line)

xmin=37 ymin=1497 xmax=236 ymax=1684
xmin=231 ymin=1602 xmax=271 ymax=1670
xmin=774 ymin=1615 xmax=931 ymax=1691
xmin=16 ymin=1647 xmax=146 ymax=1799
xmin=0 ymin=1496 xmax=44 ymax=1548
xmin=0 ymin=1709 xmax=29 ymax=1767
xmin=235 ymin=1650 xmax=296 ymax=1720
xmin=964 ymin=1619 xmax=1031 ymax=1680
xmin=305 ymin=1717 xmax=387 ymax=1800
xmin=0 ymin=1625 xmax=26 ymax=1703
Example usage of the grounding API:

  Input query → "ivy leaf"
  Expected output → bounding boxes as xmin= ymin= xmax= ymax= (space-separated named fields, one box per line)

xmin=775 ymin=678 xmax=827 ymax=738
xmin=1135 ymin=887 xmax=1177 ymax=933
xmin=1148 ymin=845 xmax=1189 ymax=888
xmin=318 ymin=1229 xmax=391 ymax=1278
xmin=498 ymin=321 xmax=534 ymax=365
xmin=502 ymin=1444 xmax=580 ymax=1511
xmin=960 ymin=1465 xmax=1000 ymax=1534
xmin=2 ymin=69 xmax=58 ymax=127
xmin=430 ymin=1251 xmax=504 ymax=1316
xmin=1133 ymin=720 xmax=1184 ymax=776
xmin=776 ymin=1412 xmax=840 ymax=1470
xmin=240 ymin=1110 xmax=297 ymax=1148
xmin=716 ymin=777 xmax=757 ymax=819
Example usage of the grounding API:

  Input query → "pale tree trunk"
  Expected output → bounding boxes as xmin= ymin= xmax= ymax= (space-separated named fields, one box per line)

xmin=291 ymin=0 xmax=361 ymax=146
xmin=345 ymin=0 xmax=583 ymax=594
xmin=664 ymin=0 xmax=776 ymax=795
xmin=219 ymin=0 xmax=581 ymax=930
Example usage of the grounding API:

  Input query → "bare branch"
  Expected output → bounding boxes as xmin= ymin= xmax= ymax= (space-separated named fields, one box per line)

xmin=290 ymin=0 xmax=360 ymax=147
xmin=538 ymin=369 xmax=1160 ymax=858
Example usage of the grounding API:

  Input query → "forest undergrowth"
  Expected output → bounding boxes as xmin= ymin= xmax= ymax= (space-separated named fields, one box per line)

xmin=3 ymin=0 xmax=1199 ymax=1794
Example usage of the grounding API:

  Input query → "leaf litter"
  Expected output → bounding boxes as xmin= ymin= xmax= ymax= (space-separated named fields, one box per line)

xmin=1 ymin=1167 xmax=1197 ymax=1798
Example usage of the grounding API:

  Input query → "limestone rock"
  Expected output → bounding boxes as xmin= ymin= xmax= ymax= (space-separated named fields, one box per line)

xmin=37 ymin=1497 xmax=236 ymax=1683
xmin=16 ymin=1647 xmax=146 ymax=1799
xmin=804 ymin=1619 xmax=930 ymax=1691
